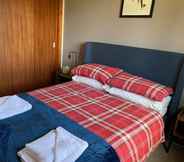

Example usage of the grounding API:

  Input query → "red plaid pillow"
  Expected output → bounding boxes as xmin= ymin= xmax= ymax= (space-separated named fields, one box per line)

xmin=107 ymin=72 xmax=173 ymax=101
xmin=71 ymin=64 xmax=122 ymax=84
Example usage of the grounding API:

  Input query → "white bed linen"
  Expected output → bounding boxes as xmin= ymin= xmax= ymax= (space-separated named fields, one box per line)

xmin=72 ymin=75 xmax=104 ymax=90
xmin=104 ymin=85 xmax=171 ymax=116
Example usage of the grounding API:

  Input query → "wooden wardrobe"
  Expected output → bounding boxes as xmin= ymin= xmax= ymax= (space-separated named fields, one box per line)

xmin=0 ymin=0 xmax=63 ymax=96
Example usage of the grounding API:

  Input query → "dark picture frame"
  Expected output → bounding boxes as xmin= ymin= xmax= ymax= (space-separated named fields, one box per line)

xmin=120 ymin=0 xmax=155 ymax=18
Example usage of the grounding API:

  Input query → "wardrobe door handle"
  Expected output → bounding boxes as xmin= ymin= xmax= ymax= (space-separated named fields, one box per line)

xmin=52 ymin=42 xmax=56 ymax=48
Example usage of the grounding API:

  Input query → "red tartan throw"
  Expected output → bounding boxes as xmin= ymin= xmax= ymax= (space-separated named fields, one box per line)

xmin=30 ymin=81 xmax=165 ymax=162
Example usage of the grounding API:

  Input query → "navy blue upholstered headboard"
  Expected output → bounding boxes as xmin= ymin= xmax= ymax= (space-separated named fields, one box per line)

xmin=83 ymin=42 xmax=184 ymax=119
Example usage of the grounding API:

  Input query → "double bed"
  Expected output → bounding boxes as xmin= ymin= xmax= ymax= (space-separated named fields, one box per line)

xmin=82 ymin=42 xmax=184 ymax=151
xmin=1 ymin=42 xmax=184 ymax=162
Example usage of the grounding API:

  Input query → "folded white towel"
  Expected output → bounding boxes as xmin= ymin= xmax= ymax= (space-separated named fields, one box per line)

xmin=25 ymin=130 xmax=55 ymax=162
xmin=0 ymin=95 xmax=32 ymax=120
xmin=18 ymin=148 xmax=36 ymax=162
xmin=0 ymin=96 xmax=10 ymax=105
xmin=18 ymin=127 xmax=88 ymax=162
xmin=54 ymin=127 xmax=88 ymax=162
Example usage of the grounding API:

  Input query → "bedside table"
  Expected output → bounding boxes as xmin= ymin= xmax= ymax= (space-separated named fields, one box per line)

xmin=173 ymin=108 xmax=184 ymax=144
xmin=163 ymin=108 xmax=184 ymax=152
xmin=55 ymin=71 xmax=72 ymax=84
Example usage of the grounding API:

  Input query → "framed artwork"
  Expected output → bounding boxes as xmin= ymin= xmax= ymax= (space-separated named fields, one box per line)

xmin=120 ymin=0 xmax=155 ymax=18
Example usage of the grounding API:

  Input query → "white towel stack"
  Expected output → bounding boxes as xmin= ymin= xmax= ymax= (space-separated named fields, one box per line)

xmin=18 ymin=127 xmax=88 ymax=162
xmin=0 ymin=95 xmax=32 ymax=120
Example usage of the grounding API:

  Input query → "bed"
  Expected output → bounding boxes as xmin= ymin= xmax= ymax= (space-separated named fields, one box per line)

xmin=31 ymin=42 xmax=184 ymax=160
xmin=1 ymin=42 xmax=184 ymax=162
xmin=82 ymin=42 xmax=184 ymax=151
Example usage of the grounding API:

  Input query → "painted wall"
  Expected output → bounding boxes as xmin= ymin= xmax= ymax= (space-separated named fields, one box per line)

xmin=63 ymin=0 xmax=184 ymax=105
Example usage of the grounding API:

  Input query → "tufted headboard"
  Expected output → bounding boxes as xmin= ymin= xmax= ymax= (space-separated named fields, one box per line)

xmin=83 ymin=42 xmax=184 ymax=121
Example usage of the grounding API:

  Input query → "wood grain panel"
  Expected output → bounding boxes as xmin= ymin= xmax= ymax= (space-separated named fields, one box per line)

xmin=0 ymin=0 xmax=61 ymax=96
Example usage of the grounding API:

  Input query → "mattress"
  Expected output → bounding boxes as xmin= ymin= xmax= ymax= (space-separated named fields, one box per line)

xmin=30 ymin=81 xmax=165 ymax=162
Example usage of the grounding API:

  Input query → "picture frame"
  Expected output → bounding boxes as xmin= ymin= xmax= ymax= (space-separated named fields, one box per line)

xmin=120 ymin=0 xmax=155 ymax=18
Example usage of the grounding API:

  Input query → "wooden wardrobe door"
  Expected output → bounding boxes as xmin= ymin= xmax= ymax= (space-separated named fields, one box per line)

xmin=33 ymin=0 xmax=60 ymax=89
xmin=0 ymin=0 xmax=60 ymax=96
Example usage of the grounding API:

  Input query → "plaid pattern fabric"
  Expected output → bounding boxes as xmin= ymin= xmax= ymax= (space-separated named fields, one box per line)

xmin=71 ymin=64 xmax=122 ymax=84
xmin=107 ymin=72 xmax=173 ymax=101
xmin=29 ymin=81 xmax=165 ymax=162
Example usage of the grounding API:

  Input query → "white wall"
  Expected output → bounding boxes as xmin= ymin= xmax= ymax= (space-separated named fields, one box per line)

xmin=63 ymin=0 xmax=184 ymax=105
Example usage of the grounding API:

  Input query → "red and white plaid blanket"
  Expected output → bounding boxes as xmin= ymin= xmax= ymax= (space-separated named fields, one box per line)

xmin=29 ymin=81 xmax=165 ymax=162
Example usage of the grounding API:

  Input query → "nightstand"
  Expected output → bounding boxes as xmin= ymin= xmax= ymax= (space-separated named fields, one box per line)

xmin=163 ymin=108 xmax=184 ymax=152
xmin=173 ymin=108 xmax=184 ymax=145
xmin=55 ymin=70 xmax=72 ymax=84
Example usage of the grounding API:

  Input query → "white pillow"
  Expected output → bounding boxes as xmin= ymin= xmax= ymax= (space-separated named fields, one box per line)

xmin=104 ymin=85 xmax=171 ymax=116
xmin=72 ymin=75 xmax=104 ymax=90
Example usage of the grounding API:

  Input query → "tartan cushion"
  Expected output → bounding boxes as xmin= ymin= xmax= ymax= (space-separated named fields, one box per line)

xmin=71 ymin=64 xmax=122 ymax=84
xmin=107 ymin=72 xmax=173 ymax=101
